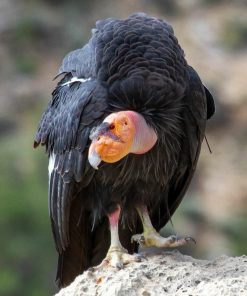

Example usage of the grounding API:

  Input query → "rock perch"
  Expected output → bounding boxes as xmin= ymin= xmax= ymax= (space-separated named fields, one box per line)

xmin=55 ymin=251 xmax=247 ymax=296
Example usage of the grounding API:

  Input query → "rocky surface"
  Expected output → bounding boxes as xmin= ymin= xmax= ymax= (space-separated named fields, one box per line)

xmin=56 ymin=251 xmax=247 ymax=296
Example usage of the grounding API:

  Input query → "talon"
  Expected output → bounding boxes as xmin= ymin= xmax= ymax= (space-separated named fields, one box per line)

xmin=135 ymin=253 xmax=147 ymax=261
xmin=185 ymin=236 xmax=196 ymax=244
xmin=168 ymin=235 xmax=177 ymax=244
xmin=135 ymin=256 xmax=142 ymax=262
xmin=132 ymin=234 xmax=145 ymax=245
xmin=116 ymin=262 xmax=124 ymax=269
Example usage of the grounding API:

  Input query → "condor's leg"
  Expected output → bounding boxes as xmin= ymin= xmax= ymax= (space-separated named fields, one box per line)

xmin=132 ymin=205 xmax=195 ymax=248
xmin=94 ymin=205 xmax=141 ymax=270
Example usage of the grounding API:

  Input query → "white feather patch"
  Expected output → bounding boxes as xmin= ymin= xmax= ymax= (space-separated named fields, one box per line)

xmin=61 ymin=77 xmax=91 ymax=86
xmin=48 ymin=153 xmax=56 ymax=177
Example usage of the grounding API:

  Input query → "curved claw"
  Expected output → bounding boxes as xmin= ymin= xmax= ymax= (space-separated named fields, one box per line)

xmin=135 ymin=253 xmax=148 ymax=261
xmin=131 ymin=234 xmax=145 ymax=244
xmin=185 ymin=236 xmax=196 ymax=244
xmin=116 ymin=262 xmax=124 ymax=270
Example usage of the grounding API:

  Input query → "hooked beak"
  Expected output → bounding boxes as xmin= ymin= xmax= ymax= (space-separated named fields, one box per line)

xmin=88 ymin=122 xmax=112 ymax=170
xmin=88 ymin=141 xmax=101 ymax=170
xmin=88 ymin=122 xmax=110 ymax=170
xmin=88 ymin=121 xmax=124 ymax=170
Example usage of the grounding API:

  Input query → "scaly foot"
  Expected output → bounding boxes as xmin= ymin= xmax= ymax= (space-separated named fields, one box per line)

xmin=131 ymin=229 xmax=196 ymax=248
xmin=133 ymin=205 xmax=196 ymax=249
xmin=91 ymin=245 xmax=143 ymax=271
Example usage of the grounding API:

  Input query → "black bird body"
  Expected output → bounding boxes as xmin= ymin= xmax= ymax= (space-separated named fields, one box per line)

xmin=34 ymin=13 xmax=215 ymax=287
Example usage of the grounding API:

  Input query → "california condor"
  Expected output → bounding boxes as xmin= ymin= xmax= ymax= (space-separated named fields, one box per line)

xmin=34 ymin=13 xmax=215 ymax=288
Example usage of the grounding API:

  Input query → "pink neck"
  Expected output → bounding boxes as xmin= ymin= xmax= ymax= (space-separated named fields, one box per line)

xmin=126 ymin=111 xmax=158 ymax=154
xmin=108 ymin=205 xmax=121 ymax=226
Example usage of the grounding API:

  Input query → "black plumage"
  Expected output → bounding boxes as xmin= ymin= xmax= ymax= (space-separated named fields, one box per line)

xmin=34 ymin=13 xmax=215 ymax=288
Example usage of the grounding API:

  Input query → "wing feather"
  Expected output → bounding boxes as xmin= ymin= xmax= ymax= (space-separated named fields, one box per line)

xmin=35 ymin=78 xmax=108 ymax=253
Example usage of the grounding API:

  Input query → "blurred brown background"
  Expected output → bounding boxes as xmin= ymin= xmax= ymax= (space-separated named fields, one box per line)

xmin=0 ymin=0 xmax=247 ymax=295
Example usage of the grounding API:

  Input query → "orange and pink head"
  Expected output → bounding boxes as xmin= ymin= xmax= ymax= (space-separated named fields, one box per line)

xmin=88 ymin=111 xmax=157 ymax=169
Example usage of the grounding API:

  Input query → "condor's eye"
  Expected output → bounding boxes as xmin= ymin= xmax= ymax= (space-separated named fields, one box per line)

xmin=109 ymin=123 xmax=115 ymax=130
